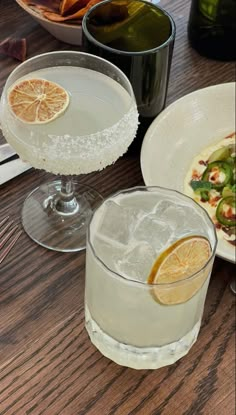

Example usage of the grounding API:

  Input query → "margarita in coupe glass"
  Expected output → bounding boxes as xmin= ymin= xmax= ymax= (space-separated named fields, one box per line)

xmin=0 ymin=51 xmax=138 ymax=251
xmin=85 ymin=187 xmax=217 ymax=369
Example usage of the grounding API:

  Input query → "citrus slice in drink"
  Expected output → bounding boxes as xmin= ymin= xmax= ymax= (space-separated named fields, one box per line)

xmin=148 ymin=235 xmax=212 ymax=305
xmin=8 ymin=78 xmax=69 ymax=124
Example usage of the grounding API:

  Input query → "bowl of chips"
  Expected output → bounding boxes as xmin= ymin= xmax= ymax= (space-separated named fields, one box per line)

xmin=16 ymin=0 xmax=103 ymax=45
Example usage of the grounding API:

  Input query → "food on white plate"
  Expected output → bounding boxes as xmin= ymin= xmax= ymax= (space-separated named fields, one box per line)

xmin=184 ymin=132 xmax=236 ymax=246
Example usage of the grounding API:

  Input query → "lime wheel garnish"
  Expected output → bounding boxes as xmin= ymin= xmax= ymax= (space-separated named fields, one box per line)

xmin=148 ymin=235 xmax=212 ymax=305
xmin=8 ymin=78 xmax=69 ymax=124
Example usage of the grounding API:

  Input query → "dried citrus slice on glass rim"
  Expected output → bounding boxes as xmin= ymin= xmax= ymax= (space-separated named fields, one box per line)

xmin=7 ymin=78 xmax=69 ymax=124
xmin=148 ymin=235 xmax=212 ymax=305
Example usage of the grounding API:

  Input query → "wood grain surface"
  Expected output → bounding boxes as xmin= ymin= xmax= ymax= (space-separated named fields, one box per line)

xmin=0 ymin=1 xmax=235 ymax=414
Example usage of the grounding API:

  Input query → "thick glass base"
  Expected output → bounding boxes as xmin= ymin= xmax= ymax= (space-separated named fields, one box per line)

xmin=85 ymin=305 xmax=201 ymax=370
xmin=22 ymin=180 xmax=103 ymax=252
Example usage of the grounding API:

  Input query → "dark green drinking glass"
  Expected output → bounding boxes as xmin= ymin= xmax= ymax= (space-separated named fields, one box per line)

xmin=82 ymin=0 xmax=176 ymax=124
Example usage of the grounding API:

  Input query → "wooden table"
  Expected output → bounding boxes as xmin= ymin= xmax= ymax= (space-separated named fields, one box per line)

xmin=0 ymin=1 xmax=235 ymax=414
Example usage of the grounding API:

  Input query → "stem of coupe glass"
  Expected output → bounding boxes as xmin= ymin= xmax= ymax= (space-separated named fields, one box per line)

xmin=55 ymin=176 xmax=79 ymax=215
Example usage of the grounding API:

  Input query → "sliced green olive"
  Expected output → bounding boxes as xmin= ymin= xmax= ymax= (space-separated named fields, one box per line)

xmin=208 ymin=146 xmax=231 ymax=163
xmin=229 ymin=144 xmax=236 ymax=157
xmin=222 ymin=186 xmax=235 ymax=198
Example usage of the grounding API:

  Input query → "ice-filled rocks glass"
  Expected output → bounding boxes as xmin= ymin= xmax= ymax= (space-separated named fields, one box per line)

xmin=85 ymin=186 xmax=217 ymax=369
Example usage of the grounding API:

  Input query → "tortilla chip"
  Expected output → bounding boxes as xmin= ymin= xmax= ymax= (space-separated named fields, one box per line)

xmin=60 ymin=0 xmax=82 ymax=15
xmin=22 ymin=0 xmax=59 ymax=13
xmin=44 ymin=0 xmax=102 ymax=21
xmin=0 ymin=38 xmax=27 ymax=61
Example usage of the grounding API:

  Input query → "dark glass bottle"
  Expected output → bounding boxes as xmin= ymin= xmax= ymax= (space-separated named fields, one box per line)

xmin=188 ymin=0 xmax=236 ymax=61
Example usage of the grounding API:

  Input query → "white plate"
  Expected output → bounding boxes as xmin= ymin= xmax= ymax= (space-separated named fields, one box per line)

xmin=141 ymin=82 xmax=236 ymax=263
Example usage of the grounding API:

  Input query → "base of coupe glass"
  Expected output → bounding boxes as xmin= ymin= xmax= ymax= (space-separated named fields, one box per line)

xmin=21 ymin=180 xmax=103 ymax=252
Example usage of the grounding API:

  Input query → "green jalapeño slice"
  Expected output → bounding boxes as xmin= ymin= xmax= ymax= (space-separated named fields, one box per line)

xmin=202 ymin=161 xmax=233 ymax=190
xmin=216 ymin=196 xmax=236 ymax=227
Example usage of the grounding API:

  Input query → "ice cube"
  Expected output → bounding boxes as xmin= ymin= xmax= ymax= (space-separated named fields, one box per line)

xmin=153 ymin=199 xmax=205 ymax=243
xmin=157 ymin=200 xmax=204 ymax=232
xmin=115 ymin=242 xmax=156 ymax=282
xmin=117 ymin=190 xmax=161 ymax=212
xmin=132 ymin=213 xmax=173 ymax=252
xmin=93 ymin=234 xmax=126 ymax=270
xmin=97 ymin=200 xmax=145 ymax=245
xmin=154 ymin=199 xmax=189 ymax=231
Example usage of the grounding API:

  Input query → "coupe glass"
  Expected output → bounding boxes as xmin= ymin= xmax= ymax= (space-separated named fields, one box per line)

xmin=0 ymin=51 xmax=138 ymax=252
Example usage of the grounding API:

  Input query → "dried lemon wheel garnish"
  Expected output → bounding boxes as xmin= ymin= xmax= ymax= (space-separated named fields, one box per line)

xmin=8 ymin=78 xmax=69 ymax=124
xmin=148 ymin=235 xmax=212 ymax=305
